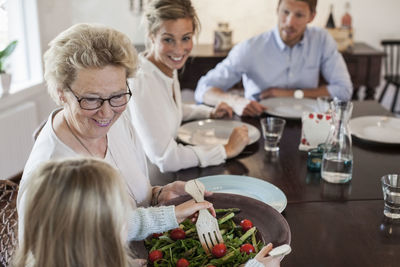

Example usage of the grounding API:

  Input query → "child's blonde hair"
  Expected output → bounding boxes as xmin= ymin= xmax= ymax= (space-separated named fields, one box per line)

xmin=13 ymin=158 xmax=135 ymax=267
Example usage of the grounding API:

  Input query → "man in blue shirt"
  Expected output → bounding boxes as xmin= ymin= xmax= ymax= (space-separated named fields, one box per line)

xmin=195 ymin=0 xmax=353 ymax=116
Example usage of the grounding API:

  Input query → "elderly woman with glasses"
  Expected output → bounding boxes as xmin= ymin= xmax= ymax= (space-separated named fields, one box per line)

xmin=17 ymin=23 xmax=209 ymax=242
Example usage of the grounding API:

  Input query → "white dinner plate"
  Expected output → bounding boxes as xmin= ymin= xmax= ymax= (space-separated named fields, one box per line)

xmin=349 ymin=116 xmax=400 ymax=144
xmin=198 ymin=175 xmax=287 ymax=213
xmin=260 ymin=97 xmax=318 ymax=119
xmin=178 ymin=119 xmax=260 ymax=146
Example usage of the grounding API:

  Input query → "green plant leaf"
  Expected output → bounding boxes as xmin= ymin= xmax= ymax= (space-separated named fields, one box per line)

xmin=0 ymin=40 xmax=18 ymax=72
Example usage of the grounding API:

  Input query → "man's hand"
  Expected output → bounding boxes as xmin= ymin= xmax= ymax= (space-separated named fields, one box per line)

xmin=242 ymin=100 xmax=267 ymax=117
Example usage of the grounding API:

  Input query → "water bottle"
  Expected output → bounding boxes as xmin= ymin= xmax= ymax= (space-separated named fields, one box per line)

xmin=321 ymin=98 xmax=353 ymax=183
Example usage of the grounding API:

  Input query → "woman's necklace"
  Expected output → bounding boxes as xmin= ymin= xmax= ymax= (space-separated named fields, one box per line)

xmin=64 ymin=115 xmax=94 ymax=156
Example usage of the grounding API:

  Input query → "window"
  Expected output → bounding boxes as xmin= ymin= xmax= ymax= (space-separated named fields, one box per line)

xmin=0 ymin=1 xmax=8 ymax=46
xmin=0 ymin=0 xmax=42 ymax=93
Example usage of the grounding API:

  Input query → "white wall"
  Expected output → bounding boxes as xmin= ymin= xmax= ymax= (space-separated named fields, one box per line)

xmin=192 ymin=0 xmax=400 ymax=50
xmin=71 ymin=0 xmax=145 ymax=44
xmin=9 ymin=0 xmax=400 ymax=120
xmin=34 ymin=0 xmax=400 ymax=51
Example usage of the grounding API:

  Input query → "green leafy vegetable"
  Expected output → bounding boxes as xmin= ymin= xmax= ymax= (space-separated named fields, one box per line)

xmin=145 ymin=209 xmax=264 ymax=266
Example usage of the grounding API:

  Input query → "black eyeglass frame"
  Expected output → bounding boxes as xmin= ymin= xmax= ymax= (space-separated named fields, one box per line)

xmin=66 ymin=82 xmax=132 ymax=110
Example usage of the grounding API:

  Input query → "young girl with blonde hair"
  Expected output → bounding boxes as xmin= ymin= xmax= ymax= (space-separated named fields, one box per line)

xmin=13 ymin=158 xmax=213 ymax=267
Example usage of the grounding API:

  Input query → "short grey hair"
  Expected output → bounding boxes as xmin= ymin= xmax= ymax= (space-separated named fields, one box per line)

xmin=44 ymin=23 xmax=138 ymax=105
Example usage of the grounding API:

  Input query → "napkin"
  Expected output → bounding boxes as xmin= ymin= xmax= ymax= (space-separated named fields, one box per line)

xmin=299 ymin=112 xmax=332 ymax=151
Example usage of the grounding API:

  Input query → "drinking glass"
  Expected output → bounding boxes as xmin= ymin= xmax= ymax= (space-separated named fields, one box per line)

xmin=316 ymin=96 xmax=332 ymax=113
xmin=260 ymin=117 xmax=286 ymax=152
xmin=381 ymin=174 xmax=400 ymax=219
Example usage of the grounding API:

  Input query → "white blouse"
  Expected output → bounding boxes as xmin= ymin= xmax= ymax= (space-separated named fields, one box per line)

xmin=17 ymin=109 xmax=154 ymax=241
xmin=18 ymin=109 xmax=152 ymax=205
xmin=128 ymin=55 xmax=226 ymax=172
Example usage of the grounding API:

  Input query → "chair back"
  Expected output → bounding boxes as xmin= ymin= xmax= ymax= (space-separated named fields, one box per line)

xmin=32 ymin=119 xmax=47 ymax=142
xmin=0 ymin=180 xmax=19 ymax=267
xmin=381 ymin=40 xmax=400 ymax=80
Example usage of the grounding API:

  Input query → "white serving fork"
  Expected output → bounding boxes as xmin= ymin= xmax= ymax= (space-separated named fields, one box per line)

xmin=184 ymin=179 xmax=224 ymax=254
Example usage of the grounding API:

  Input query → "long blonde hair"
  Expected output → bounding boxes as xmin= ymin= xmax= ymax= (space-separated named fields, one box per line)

xmin=143 ymin=0 xmax=200 ymax=50
xmin=13 ymin=158 xmax=135 ymax=267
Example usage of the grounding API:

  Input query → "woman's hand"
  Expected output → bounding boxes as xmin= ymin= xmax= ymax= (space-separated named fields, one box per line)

xmin=224 ymin=125 xmax=249 ymax=158
xmin=210 ymin=102 xmax=233 ymax=119
xmin=157 ymin=181 xmax=213 ymax=205
xmin=174 ymin=199 xmax=216 ymax=223
xmin=157 ymin=181 xmax=186 ymax=204
xmin=253 ymin=243 xmax=281 ymax=267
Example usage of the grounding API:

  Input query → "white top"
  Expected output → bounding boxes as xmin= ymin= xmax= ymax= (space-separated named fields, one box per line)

xmin=17 ymin=109 xmax=155 ymax=241
xmin=128 ymin=55 xmax=227 ymax=173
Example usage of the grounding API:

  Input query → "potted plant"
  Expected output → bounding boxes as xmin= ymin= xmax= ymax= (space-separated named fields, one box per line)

xmin=0 ymin=40 xmax=18 ymax=97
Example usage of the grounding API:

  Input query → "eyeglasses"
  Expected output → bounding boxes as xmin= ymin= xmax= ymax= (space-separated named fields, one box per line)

xmin=66 ymin=82 xmax=132 ymax=110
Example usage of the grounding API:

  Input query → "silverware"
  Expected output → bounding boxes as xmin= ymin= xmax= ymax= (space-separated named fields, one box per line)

xmin=184 ymin=179 xmax=224 ymax=254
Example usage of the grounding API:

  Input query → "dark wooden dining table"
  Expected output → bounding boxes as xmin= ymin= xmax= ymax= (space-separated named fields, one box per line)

xmin=149 ymin=100 xmax=400 ymax=267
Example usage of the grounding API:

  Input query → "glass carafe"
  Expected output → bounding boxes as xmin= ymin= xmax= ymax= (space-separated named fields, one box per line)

xmin=321 ymin=99 xmax=353 ymax=183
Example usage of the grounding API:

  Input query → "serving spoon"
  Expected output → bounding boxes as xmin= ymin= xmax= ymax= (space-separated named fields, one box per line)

xmin=269 ymin=244 xmax=292 ymax=257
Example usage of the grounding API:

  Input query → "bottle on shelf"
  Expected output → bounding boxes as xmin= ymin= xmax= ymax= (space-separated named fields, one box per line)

xmin=341 ymin=2 xmax=352 ymax=29
xmin=214 ymin=22 xmax=232 ymax=52
xmin=326 ymin=4 xmax=336 ymax=29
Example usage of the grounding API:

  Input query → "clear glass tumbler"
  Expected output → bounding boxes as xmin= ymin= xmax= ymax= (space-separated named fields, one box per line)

xmin=260 ymin=117 xmax=286 ymax=152
xmin=381 ymin=174 xmax=400 ymax=219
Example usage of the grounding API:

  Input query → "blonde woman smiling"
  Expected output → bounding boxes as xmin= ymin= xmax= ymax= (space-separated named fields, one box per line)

xmin=129 ymin=0 xmax=250 ymax=173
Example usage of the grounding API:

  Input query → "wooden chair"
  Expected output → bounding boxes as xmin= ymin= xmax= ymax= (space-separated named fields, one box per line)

xmin=32 ymin=119 xmax=47 ymax=142
xmin=379 ymin=40 xmax=400 ymax=113
xmin=0 ymin=180 xmax=19 ymax=267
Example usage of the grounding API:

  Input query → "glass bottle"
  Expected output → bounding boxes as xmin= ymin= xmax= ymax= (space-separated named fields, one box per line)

xmin=214 ymin=22 xmax=232 ymax=52
xmin=326 ymin=4 xmax=336 ymax=29
xmin=341 ymin=2 xmax=352 ymax=29
xmin=321 ymin=99 xmax=353 ymax=183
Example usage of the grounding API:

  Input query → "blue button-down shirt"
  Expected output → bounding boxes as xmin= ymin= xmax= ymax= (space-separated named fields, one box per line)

xmin=195 ymin=26 xmax=353 ymax=102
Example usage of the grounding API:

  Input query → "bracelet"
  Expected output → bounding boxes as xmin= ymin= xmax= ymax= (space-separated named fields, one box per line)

xmin=156 ymin=186 xmax=164 ymax=203
xmin=152 ymin=186 xmax=164 ymax=206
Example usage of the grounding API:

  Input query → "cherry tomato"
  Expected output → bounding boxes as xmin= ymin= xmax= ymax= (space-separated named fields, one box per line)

xmin=240 ymin=243 xmax=255 ymax=255
xmin=148 ymin=250 xmax=163 ymax=263
xmin=152 ymin=233 xmax=163 ymax=239
xmin=240 ymin=219 xmax=253 ymax=232
xmin=176 ymin=258 xmax=190 ymax=267
xmin=211 ymin=243 xmax=227 ymax=258
xmin=170 ymin=228 xmax=186 ymax=240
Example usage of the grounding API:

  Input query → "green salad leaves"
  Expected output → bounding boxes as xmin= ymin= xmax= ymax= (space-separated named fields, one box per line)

xmin=145 ymin=208 xmax=264 ymax=266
